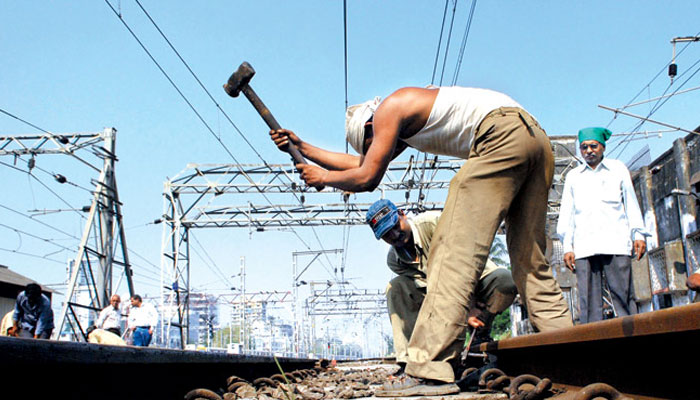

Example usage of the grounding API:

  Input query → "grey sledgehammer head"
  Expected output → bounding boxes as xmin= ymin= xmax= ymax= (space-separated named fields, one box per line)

xmin=223 ymin=61 xmax=255 ymax=98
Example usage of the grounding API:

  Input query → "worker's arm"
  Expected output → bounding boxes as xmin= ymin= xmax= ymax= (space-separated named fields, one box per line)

xmin=278 ymin=88 xmax=432 ymax=192
xmin=95 ymin=308 xmax=107 ymax=328
xmin=270 ymin=129 xmax=362 ymax=171
xmin=299 ymin=89 xmax=432 ymax=191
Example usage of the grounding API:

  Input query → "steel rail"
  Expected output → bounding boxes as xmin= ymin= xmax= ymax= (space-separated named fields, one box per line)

xmin=482 ymin=303 xmax=700 ymax=399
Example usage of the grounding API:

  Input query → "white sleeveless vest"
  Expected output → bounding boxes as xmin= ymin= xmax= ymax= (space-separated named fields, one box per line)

xmin=402 ymin=86 xmax=523 ymax=159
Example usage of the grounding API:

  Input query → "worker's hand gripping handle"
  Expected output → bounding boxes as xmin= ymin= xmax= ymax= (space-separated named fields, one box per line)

xmin=223 ymin=61 xmax=323 ymax=191
xmin=240 ymin=85 xmax=306 ymax=166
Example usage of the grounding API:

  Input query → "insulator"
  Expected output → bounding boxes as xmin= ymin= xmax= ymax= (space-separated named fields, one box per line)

xmin=81 ymin=206 xmax=91 ymax=212
xmin=57 ymin=135 xmax=69 ymax=144
xmin=54 ymin=174 xmax=67 ymax=184
xmin=27 ymin=157 xmax=35 ymax=170
xmin=300 ymin=194 xmax=305 ymax=204
xmin=669 ymin=63 xmax=677 ymax=78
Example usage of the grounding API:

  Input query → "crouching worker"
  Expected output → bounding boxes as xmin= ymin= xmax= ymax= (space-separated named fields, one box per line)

xmin=86 ymin=325 xmax=126 ymax=346
xmin=367 ymin=199 xmax=517 ymax=374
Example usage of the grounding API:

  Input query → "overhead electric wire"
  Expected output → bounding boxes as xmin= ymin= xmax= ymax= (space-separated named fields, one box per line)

xmin=438 ymin=0 xmax=459 ymax=86
xmin=451 ymin=0 xmax=477 ymax=86
xmin=110 ymin=0 xmax=339 ymax=281
xmin=431 ymin=0 xmax=451 ymax=86
xmin=0 ymin=108 xmax=102 ymax=173
xmin=0 ymin=202 xmax=80 ymax=241
xmin=605 ymin=29 xmax=700 ymax=158
xmin=0 ymin=245 xmax=67 ymax=265
xmin=0 ymin=108 xmax=52 ymax=135
xmin=104 ymin=0 xmax=238 ymax=163
xmin=607 ymin=30 xmax=700 ymax=126
xmin=343 ymin=0 xmax=349 ymax=113
xmin=0 ymin=157 xmax=91 ymax=217
xmin=622 ymin=85 xmax=700 ymax=108
xmin=133 ymin=0 xmax=270 ymax=167
xmin=0 ymin=222 xmax=75 ymax=253
xmin=190 ymin=233 xmax=233 ymax=288
xmin=609 ymin=52 xmax=700 ymax=158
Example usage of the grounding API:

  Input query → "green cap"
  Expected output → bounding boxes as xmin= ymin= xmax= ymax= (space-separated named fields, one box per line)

xmin=578 ymin=127 xmax=612 ymax=146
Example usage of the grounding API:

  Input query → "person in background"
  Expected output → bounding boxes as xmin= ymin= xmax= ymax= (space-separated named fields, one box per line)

xmin=126 ymin=294 xmax=158 ymax=347
xmin=96 ymin=294 xmax=123 ymax=336
xmin=11 ymin=283 xmax=54 ymax=339
xmin=86 ymin=325 xmax=127 ymax=346
xmin=1 ymin=311 xmax=15 ymax=336
xmin=557 ymin=127 xmax=648 ymax=324
xmin=366 ymin=199 xmax=517 ymax=374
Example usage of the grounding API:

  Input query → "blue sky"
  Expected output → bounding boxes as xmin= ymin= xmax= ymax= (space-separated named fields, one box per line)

xmin=2 ymin=1 xmax=699 ymax=322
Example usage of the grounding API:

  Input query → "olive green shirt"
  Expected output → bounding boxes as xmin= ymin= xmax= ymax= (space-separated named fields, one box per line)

xmin=387 ymin=211 xmax=501 ymax=288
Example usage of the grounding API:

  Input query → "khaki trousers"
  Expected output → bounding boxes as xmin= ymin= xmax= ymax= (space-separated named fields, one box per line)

xmin=405 ymin=108 xmax=573 ymax=382
xmin=386 ymin=276 xmax=425 ymax=364
xmin=387 ymin=268 xmax=516 ymax=364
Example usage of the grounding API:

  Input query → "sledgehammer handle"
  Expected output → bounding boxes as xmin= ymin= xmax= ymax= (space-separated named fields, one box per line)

xmin=241 ymin=85 xmax=307 ymax=165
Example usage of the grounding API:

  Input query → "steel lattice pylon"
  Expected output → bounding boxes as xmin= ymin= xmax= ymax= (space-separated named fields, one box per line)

xmin=0 ymin=128 xmax=134 ymax=341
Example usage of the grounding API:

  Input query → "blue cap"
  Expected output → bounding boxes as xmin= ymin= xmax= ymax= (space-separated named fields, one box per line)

xmin=366 ymin=199 xmax=399 ymax=239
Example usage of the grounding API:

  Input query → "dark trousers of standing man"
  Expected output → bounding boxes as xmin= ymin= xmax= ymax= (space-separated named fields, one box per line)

xmin=575 ymin=254 xmax=637 ymax=324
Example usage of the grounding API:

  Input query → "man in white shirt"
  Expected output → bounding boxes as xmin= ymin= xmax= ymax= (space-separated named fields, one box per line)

xmin=557 ymin=127 xmax=648 ymax=324
xmin=96 ymin=294 xmax=122 ymax=336
xmin=127 ymin=294 xmax=158 ymax=347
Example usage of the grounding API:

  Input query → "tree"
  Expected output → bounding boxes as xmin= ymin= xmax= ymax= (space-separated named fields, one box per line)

xmin=488 ymin=235 xmax=512 ymax=338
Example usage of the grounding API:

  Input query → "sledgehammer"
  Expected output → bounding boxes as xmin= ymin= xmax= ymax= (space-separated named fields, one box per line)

xmin=223 ymin=61 xmax=307 ymax=166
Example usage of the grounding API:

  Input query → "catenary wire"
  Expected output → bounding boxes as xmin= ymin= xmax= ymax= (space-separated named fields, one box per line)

xmin=431 ymin=0 xmax=450 ymax=86
xmin=451 ymin=0 xmax=477 ymax=86
xmin=109 ymin=1 xmax=340 ymax=280
xmin=438 ymin=0 xmax=459 ymax=86
xmin=133 ymin=0 xmax=270 ymax=167
xmin=609 ymin=52 xmax=700 ymax=158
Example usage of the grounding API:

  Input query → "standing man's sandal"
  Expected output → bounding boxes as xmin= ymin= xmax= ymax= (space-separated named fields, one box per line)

xmin=375 ymin=376 xmax=460 ymax=397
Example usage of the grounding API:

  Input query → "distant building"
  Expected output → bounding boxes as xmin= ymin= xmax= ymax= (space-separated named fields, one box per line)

xmin=0 ymin=264 xmax=53 ymax=317
xmin=188 ymin=292 xmax=219 ymax=345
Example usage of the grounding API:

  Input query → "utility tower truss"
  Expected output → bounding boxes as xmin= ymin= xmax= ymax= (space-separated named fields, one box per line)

xmin=0 ymin=129 xmax=133 ymax=341
xmin=161 ymin=139 xmax=579 ymax=349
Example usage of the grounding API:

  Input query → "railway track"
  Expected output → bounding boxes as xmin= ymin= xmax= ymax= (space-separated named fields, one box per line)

xmin=184 ymin=303 xmax=699 ymax=400
xmin=1 ymin=302 xmax=696 ymax=399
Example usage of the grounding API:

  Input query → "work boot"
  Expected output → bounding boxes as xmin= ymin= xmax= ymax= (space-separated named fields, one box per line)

xmin=375 ymin=376 xmax=460 ymax=397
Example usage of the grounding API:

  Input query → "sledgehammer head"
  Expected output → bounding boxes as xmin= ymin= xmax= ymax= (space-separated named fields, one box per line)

xmin=223 ymin=61 xmax=256 ymax=97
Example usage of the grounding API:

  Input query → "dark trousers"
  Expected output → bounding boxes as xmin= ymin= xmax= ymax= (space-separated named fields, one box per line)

xmin=18 ymin=328 xmax=52 ymax=339
xmin=575 ymin=254 xmax=637 ymax=324
xmin=106 ymin=327 xmax=121 ymax=337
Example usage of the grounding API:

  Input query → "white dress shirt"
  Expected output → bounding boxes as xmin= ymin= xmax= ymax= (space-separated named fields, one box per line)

xmin=556 ymin=158 xmax=648 ymax=259
xmin=127 ymin=302 xmax=158 ymax=328
xmin=96 ymin=306 xmax=122 ymax=331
